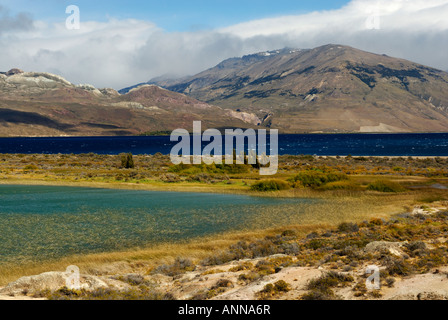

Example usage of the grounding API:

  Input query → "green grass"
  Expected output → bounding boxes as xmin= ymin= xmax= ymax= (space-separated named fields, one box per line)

xmin=319 ymin=180 xmax=361 ymax=191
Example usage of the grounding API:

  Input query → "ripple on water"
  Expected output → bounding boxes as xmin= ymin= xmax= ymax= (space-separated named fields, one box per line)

xmin=0 ymin=185 xmax=318 ymax=265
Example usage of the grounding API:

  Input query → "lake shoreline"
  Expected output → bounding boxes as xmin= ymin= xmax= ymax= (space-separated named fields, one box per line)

xmin=0 ymin=178 xmax=251 ymax=195
xmin=1 ymin=153 xmax=447 ymax=291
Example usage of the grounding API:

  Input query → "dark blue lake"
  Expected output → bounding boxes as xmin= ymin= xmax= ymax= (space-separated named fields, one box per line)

xmin=0 ymin=133 xmax=448 ymax=156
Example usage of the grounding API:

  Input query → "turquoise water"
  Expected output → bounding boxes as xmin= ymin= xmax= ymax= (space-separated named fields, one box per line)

xmin=0 ymin=185 xmax=317 ymax=265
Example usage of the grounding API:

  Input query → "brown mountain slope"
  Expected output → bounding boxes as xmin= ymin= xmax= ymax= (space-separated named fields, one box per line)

xmin=0 ymin=71 xmax=253 ymax=137
xmin=150 ymin=45 xmax=448 ymax=133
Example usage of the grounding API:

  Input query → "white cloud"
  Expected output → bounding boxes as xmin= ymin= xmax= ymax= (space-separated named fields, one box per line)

xmin=1 ymin=18 xmax=159 ymax=88
xmin=1 ymin=0 xmax=447 ymax=89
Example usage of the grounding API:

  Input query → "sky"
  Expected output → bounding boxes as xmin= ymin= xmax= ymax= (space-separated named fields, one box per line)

xmin=4 ymin=0 xmax=351 ymax=31
xmin=1 ymin=0 xmax=448 ymax=89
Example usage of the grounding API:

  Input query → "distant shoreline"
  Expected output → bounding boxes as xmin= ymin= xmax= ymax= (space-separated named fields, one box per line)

xmin=1 ymin=133 xmax=448 ymax=157
xmin=1 ymin=131 xmax=448 ymax=138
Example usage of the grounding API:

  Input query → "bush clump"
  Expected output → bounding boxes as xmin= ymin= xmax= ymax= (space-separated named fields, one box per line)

xmin=319 ymin=180 xmax=361 ymax=191
xmin=337 ymin=222 xmax=360 ymax=233
xmin=306 ymin=271 xmax=354 ymax=291
xmin=367 ymin=180 xmax=406 ymax=193
xmin=251 ymin=179 xmax=290 ymax=192
xmin=384 ymin=257 xmax=413 ymax=276
xmin=301 ymin=271 xmax=353 ymax=300
xmin=290 ymin=171 xmax=348 ymax=188
xmin=153 ymin=257 xmax=196 ymax=276
xmin=120 ymin=153 xmax=135 ymax=169
xmin=160 ymin=173 xmax=181 ymax=183
xmin=48 ymin=286 xmax=174 ymax=301
xmin=257 ymin=280 xmax=291 ymax=299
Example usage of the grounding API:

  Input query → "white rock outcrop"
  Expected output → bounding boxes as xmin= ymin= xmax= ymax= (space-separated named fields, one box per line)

xmin=0 ymin=272 xmax=109 ymax=296
xmin=364 ymin=241 xmax=407 ymax=257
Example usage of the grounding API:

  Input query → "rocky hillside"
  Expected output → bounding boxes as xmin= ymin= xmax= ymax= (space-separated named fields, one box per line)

xmin=146 ymin=45 xmax=448 ymax=133
xmin=0 ymin=70 xmax=254 ymax=137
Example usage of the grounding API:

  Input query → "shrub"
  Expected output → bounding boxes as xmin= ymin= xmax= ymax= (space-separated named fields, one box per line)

xmin=238 ymin=272 xmax=262 ymax=283
xmin=187 ymin=173 xmax=212 ymax=183
xmin=213 ymin=279 xmax=234 ymax=289
xmin=337 ymin=222 xmax=360 ymax=233
xmin=254 ymin=260 xmax=276 ymax=276
xmin=384 ymin=257 xmax=413 ymax=276
xmin=250 ymin=179 xmax=290 ymax=192
xmin=385 ymin=277 xmax=396 ymax=288
xmin=153 ymin=257 xmax=195 ymax=276
xmin=48 ymin=286 xmax=82 ymax=300
xmin=436 ymin=211 xmax=448 ymax=219
xmin=250 ymin=239 xmax=281 ymax=257
xmin=302 ymin=272 xmax=353 ymax=300
xmin=24 ymin=164 xmax=39 ymax=171
xmin=306 ymin=239 xmax=331 ymax=250
xmin=369 ymin=218 xmax=384 ymax=226
xmin=257 ymin=281 xmax=291 ymax=299
xmin=218 ymin=164 xmax=251 ymax=174
xmin=301 ymin=290 xmax=337 ymax=300
xmin=367 ymin=180 xmax=406 ymax=193
xmin=273 ymin=280 xmax=291 ymax=293
xmin=229 ymin=262 xmax=253 ymax=272
xmin=160 ymin=173 xmax=181 ymax=183
xmin=352 ymin=281 xmax=368 ymax=297
xmin=281 ymin=230 xmax=297 ymax=238
xmin=306 ymin=271 xmax=354 ymax=292
xmin=48 ymin=286 xmax=174 ymax=300
xmin=281 ymin=242 xmax=301 ymax=255
xmin=306 ymin=232 xmax=319 ymax=239
xmin=319 ymin=180 xmax=361 ymax=191
xmin=84 ymin=287 xmax=172 ymax=300
xmin=118 ymin=274 xmax=145 ymax=286
xmin=121 ymin=153 xmax=135 ymax=169
xmin=290 ymin=171 xmax=347 ymax=188
xmin=404 ymin=241 xmax=427 ymax=252
xmin=369 ymin=290 xmax=383 ymax=299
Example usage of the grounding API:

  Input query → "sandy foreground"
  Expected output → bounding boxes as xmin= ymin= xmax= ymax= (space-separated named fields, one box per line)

xmin=1 ymin=256 xmax=447 ymax=301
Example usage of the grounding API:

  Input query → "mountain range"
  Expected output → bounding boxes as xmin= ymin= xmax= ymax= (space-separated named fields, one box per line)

xmin=0 ymin=70 xmax=253 ymax=137
xmin=2 ymin=44 xmax=448 ymax=136
xmin=138 ymin=44 xmax=448 ymax=133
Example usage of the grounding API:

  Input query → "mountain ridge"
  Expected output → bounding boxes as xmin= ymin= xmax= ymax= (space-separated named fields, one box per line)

xmin=2 ymin=44 xmax=448 ymax=136
xmin=0 ymin=70 xmax=255 ymax=137
xmin=141 ymin=44 xmax=448 ymax=133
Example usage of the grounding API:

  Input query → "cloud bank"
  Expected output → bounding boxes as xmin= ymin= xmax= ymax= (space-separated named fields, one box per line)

xmin=1 ymin=0 xmax=447 ymax=89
